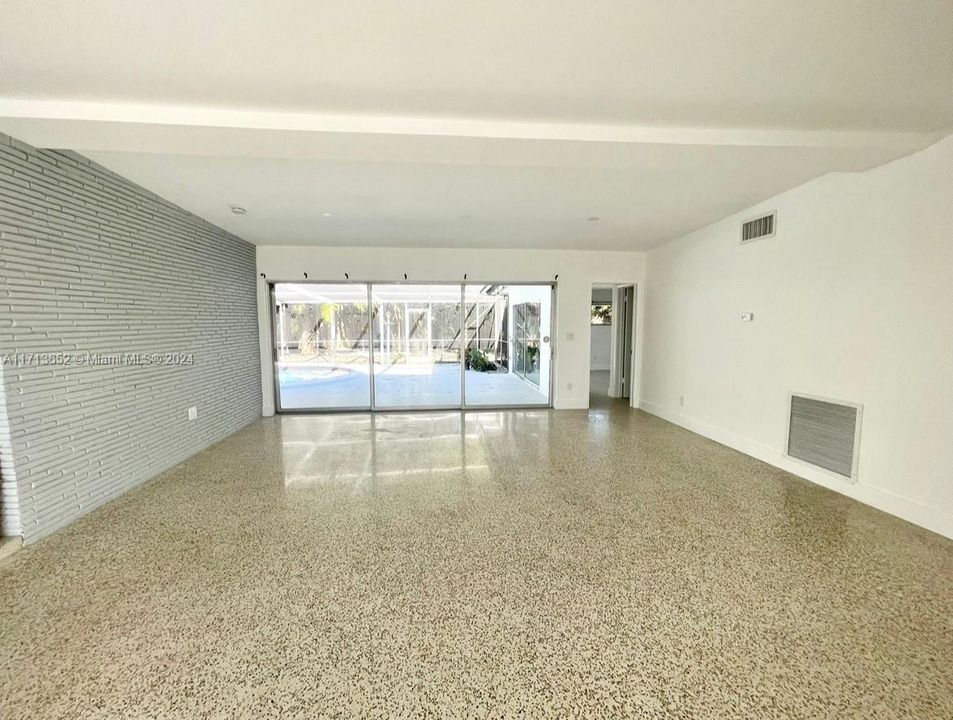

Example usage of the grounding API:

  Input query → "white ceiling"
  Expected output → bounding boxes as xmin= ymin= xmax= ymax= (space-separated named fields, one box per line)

xmin=4 ymin=0 xmax=953 ymax=130
xmin=76 ymin=144 xmax=920 ymax=250
xmin=1 ymin=0 xmax=952 ymax=250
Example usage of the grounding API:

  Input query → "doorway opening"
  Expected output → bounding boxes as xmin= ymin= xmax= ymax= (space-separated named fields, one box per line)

xmin=588 ymin=284 xmax=636 ymax=409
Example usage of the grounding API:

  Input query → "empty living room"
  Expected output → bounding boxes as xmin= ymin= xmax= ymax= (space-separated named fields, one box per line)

xmin=2 ymin=2 xmax=952 ymax=717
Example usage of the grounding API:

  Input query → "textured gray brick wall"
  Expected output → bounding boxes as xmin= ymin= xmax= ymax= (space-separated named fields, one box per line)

xmin=0 ymin=132 xmax=261 ymax=543
xmin=0 ymin=359 xmax=20 ymax=536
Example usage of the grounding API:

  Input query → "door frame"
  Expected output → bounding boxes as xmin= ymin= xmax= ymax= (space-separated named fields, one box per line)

xmin=269 ymin=280 xmax=556 ymax=413
xmin=615 ymin=285 xmax=636 ymax=399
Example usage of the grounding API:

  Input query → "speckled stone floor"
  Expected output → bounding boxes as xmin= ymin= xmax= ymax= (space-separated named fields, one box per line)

xmin=2 ymin=400 xmax=952 ymax=718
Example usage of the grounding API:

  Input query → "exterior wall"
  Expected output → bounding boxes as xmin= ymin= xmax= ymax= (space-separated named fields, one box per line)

xmin=0 ymin=132 xmax=262 ymax=543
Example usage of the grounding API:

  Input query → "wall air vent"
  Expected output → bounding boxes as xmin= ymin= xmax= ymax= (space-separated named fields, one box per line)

xmin=786 ymin=394 xmax=862 ymax=481
xmin=741 ymin=211 xmax=776 ymax=243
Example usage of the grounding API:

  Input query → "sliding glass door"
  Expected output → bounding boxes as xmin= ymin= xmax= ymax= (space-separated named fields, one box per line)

xmin=464 ymin=284 xmax=551 ymax=406
xmin=371 ymin=284 xmax=462 ymax=409
xmin=273 ymin=283 xmax=372 ymax=410
xmin=514 ymin=301 xmax=542 ymax=387
xmin=272 ymin=282 xmax=552 ymax=411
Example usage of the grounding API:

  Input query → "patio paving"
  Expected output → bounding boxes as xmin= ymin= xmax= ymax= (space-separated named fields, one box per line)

xmin=278 ymin=362 xmax=548 ymax=409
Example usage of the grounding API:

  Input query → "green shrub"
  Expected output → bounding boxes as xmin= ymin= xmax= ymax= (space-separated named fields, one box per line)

xmin=467 ymin=348 xmax=496 ymax=372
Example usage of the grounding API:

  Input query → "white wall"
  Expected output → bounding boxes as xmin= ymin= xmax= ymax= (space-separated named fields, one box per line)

xmin=640 ymin=134 xmax=953 ymax=539
xmin=590 ymin=326 xmax=612 ymax=371
xmin=257 ymin=247 xmax=644 ymax=412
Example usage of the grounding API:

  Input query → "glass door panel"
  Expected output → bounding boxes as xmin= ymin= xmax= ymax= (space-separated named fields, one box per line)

xmin=371 ymin=284 xmax=462 ymax=408
xmin=519 ymin=301 xmax=542 ymax=387
xmin=463 ymin=284 xmax=552 ymax=407
xmin=274 ymin=283 xmax=371 ymax=410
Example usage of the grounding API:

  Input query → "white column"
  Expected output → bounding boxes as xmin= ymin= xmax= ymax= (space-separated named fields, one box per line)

xmin=427 ymin=303 xmax=433 ymax=360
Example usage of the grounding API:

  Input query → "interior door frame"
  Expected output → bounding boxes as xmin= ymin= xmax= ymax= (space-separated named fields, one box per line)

xmin=620 ymin=285 xmax=634 ymax=399
xmin=269 ymin=280 xmax=556 ymax=413
xmin=604 ymin=283 xmax=637 ymax=401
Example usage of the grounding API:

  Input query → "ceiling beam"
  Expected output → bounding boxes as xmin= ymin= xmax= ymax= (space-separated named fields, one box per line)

xmin=0 ymin=98 xmax=943 ymax=160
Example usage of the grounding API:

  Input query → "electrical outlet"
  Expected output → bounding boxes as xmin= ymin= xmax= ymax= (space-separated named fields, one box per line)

xmin=740 ymin=312 xmax=754 ymax=322
xmin=567 ymin=382 xmax=573 ymax=391
xmin=188 ymin=406 xmax=198 ymax=421
xmin=678 ymin=395 xmax=685 ymax=407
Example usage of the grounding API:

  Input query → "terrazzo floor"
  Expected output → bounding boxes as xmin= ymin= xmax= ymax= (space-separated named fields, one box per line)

xmin=2 ymin=394 xmax=952 ymax=718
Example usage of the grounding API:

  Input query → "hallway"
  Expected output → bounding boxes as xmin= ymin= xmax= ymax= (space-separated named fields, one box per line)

xmin=589 ymin=369 xmax=629 ymax=411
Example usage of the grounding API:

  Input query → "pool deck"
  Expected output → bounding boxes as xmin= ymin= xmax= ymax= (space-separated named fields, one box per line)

xmin=278 ymin=362 xmax=548 ymax=409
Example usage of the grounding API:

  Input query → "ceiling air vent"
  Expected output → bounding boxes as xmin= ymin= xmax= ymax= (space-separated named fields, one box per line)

xmin=786 ymin=394 xmax=862 ymax=481
xmin=741 ymin=211 xmax=776 ymax=243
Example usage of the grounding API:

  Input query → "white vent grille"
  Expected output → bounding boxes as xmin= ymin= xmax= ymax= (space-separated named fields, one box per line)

xmin=787 ymin=394 xmax=862 ymax=480
xmin=741 ymin=211 xmax=776 ymax=243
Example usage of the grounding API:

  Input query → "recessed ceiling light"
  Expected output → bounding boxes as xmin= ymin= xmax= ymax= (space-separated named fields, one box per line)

xmin=229 ymin=205 xmax=247 ymax=215
xmin=321 ymin=212 xmax=335 ymax=218
xmin=587 ymin=216 xmax=600 ymax=222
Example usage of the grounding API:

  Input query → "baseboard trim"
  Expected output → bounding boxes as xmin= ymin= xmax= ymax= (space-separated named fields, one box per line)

xmin=639 ymin=400 xmax=953 ymax=541
xmin=0 ymin=536 xmax=22 ymax=563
